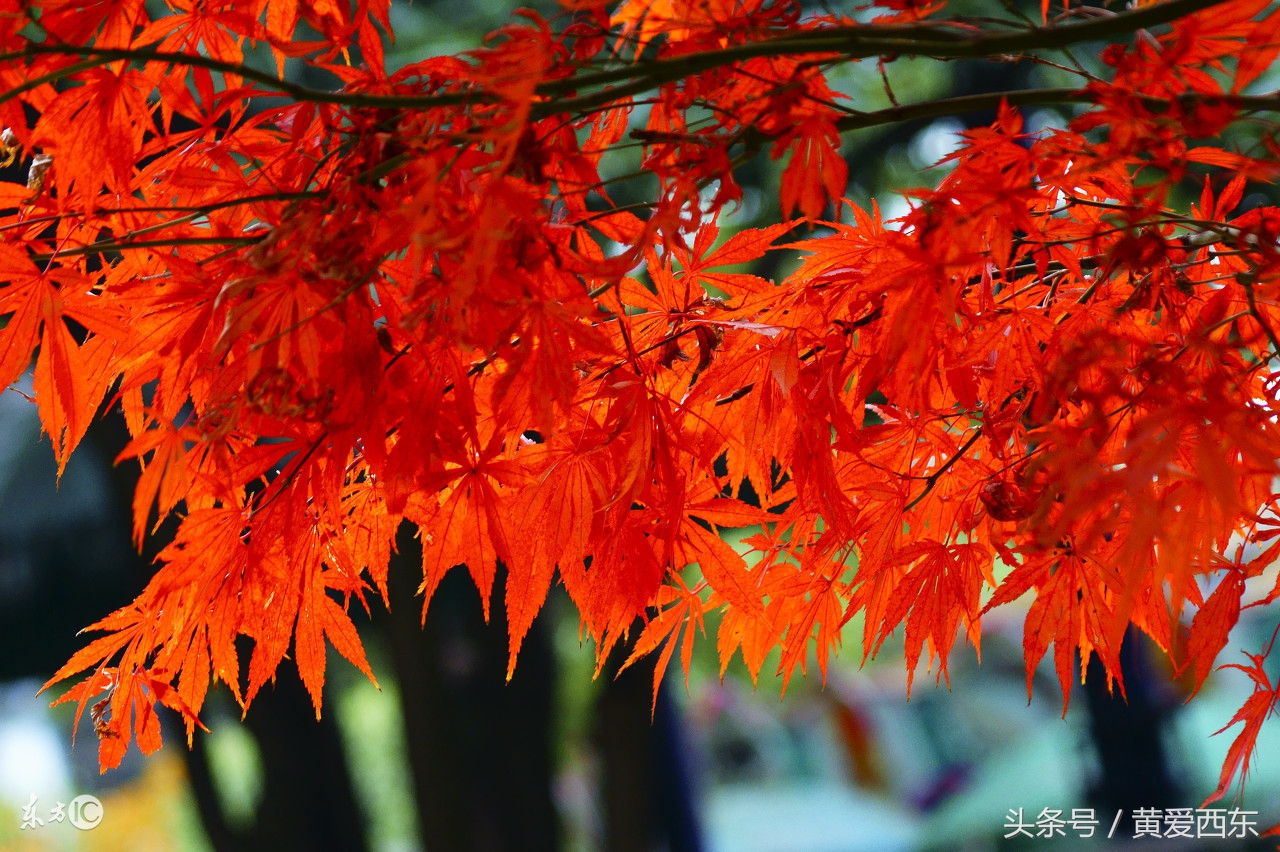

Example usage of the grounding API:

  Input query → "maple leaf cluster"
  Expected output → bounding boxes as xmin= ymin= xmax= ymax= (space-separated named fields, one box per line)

xmin=1 ymin=0 xmax=1279 ymax=812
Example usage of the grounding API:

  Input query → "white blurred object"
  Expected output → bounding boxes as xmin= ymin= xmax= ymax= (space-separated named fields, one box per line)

xmin=0 ymin=679 xmax=71 ymax=806
xmin=705 ymin=783 xmax=919 ymax=852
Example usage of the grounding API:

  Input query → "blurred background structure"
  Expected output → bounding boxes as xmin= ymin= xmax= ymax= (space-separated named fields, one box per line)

xmin=3 ymin=0 xmax=1280 ymax=850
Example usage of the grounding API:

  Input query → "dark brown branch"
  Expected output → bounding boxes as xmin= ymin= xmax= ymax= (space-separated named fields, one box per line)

xmin=833 ymin=88 xmax=1280 ymax=134
xmin=834 ymin=87 xmax=1084 ymax=132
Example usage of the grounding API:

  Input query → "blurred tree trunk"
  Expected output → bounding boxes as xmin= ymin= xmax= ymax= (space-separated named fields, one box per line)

xmin=1083 ymin=627 xmax=1183 ymax=832
xmin=185 ymin=664 xmax=372 ymax=852
xmin=386 ymin=527 xmax=560 ymax=852
xmin=596 ymin=635 xmax=704 ymax=852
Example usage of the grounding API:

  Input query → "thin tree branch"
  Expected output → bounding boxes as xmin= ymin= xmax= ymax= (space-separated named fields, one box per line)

xmin=0 ymin=46 xmax=477 ymax=110
xmin=834 ymin=87 xmax=1085 ymax=132
xmin=904 ymin=428 xmax=984 ymax=512
xmin=0 ymin=191 xmax=318 ymax=236
xmin=31 ymin=236 xmax=262 ymax=263
xmin=530 ymin=0 xmax=1230 ymax=116
xmin=2 ymin=0 xmax=1233 ymax=116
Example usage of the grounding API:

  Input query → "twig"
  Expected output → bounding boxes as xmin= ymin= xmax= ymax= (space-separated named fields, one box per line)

xmin=904 ymin=428 xmax=983 ymax=511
